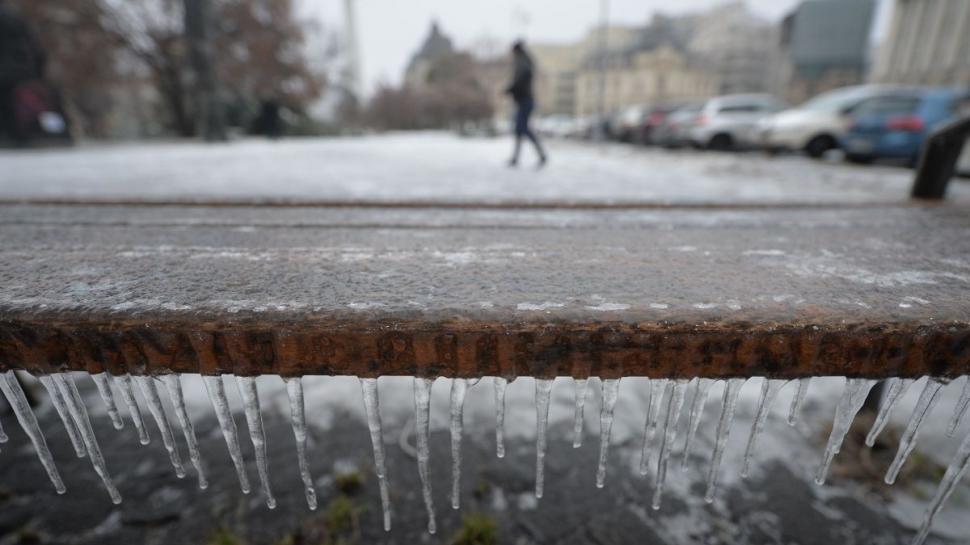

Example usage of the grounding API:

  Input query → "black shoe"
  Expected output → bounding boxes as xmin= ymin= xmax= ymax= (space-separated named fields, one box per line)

xmin=507 ymin=158 xmax=518 ymax=167
xmin=537 ymin=155 xmax=547 ymax=169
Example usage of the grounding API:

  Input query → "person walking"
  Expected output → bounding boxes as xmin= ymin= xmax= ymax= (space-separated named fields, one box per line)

xmin=505 ymin=41 xmax=547 ymax=168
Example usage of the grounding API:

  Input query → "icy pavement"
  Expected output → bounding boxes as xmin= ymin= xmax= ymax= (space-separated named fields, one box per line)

xmin=2 ymin=133 xmax=966 ymax=204
xmin=2 ymin=373 xmax=970 ymax=544
xmin=2 ymin=133 xmax=970 ymax=544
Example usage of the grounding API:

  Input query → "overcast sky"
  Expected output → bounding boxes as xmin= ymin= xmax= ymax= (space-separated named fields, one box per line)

xmin=302 ymin=0 xmax=892 ymax=97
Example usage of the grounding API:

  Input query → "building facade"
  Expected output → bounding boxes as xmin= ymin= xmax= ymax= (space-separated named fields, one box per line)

xmin=404 ymin=22 xmax=455 ymax=89
xmin=686 ymin=1 xmax=778 ymax=94
xmin=528 ymin=26 xmax=640 ymax=117
xmin=871 ymin=0 xmax=970 ymax=86
xmin=574 ymin=46 xmax=717 ymax=117
xmin=777 ymin=0 xmax=877 ymax=104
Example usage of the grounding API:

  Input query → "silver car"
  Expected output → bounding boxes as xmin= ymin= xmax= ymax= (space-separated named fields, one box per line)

xmin=652 ymin=103 xmax=704 ymax=148
xmin=689 ymin=94 xmax=784 ymax=151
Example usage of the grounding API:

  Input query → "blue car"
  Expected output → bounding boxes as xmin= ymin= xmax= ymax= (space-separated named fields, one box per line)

xmin=842 ymin=87 xmax=970 ymax=165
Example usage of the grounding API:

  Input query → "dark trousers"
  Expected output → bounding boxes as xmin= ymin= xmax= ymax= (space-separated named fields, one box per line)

xmin=511 ymin=97 xmax=545 ymax=163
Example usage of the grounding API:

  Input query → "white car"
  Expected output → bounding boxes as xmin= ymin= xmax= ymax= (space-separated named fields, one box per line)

xmin=689 ymin=94 xmax=784 ymax=150
xmin=759 ymin=85 xmax=891 ymax=158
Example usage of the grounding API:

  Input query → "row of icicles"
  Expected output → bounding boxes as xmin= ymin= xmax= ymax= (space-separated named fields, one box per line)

xmin=1 ymin=371 xmax=969 ymax=544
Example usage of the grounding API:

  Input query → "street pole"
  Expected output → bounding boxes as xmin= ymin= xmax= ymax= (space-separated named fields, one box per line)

xmin=595 ymin=0 xmax=610 ymax=141
xmin=343 ymin=0 xmax=364 ymax=107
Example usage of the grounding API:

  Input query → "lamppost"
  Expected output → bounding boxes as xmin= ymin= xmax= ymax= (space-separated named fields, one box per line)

xmin=595 ymin=0 xmax=610 ymax=141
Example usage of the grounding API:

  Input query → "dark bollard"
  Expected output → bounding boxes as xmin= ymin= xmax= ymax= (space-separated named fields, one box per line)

xmin=911 ymin=115 xmax=970 ymax=200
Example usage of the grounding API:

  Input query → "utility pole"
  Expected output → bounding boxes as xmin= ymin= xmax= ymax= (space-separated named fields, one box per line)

xmin=595 ymin=0 xmax=610 ymax=141
xmin=343 ymin=0 xmax=364 ymax=105
xmin=184 ymin=0 xmax=226 ymax=141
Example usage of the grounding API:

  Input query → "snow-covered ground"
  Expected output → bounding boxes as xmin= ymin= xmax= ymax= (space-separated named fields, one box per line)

xmin=2 ymin=133 xmax=964 ymax=204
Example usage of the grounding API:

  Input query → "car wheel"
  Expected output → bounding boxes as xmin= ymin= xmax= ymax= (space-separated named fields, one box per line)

xmin=804 ymin=135 xmax=837 ymax=159
xmin=846 ymin=153 xmax=873 ymax=165
xmin=708 ymin=133 xmax=733 ymax=151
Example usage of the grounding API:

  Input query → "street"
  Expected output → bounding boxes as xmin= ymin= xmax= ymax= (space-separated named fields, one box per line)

xmin=2 ymin=133 xmax=963 ymax=205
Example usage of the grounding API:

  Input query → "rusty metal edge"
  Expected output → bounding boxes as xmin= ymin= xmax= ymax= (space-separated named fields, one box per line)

xmin=1 ymin=316 xmax=968 ymax=379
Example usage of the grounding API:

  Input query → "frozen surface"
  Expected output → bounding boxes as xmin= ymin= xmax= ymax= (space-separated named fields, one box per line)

xmin=2 ymin=133 xmax=965 ymax=205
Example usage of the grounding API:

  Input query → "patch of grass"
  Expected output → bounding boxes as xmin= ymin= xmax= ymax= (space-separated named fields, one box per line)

xmin=206 ymin=526 xmax=244 ymax=545
xmin=908 ymin=451 xmax=947 ymax=482
xmin=450 ymin=513 xmax=498 ymax=545
xmin=17 ymin=528 xmax=41 ymax=545
xmin=325 ymin=496 xmax=356 ymax=535
xmin=334 ymin=470 xmax=364 ymax=496
xmin=473 ymin=479 xmax=491 ymax=500
xmin=321 ymin=495 xmax=361 ymax=545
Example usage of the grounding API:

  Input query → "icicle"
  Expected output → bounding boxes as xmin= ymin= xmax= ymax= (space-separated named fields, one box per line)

xmin=285 ymin=377 xmax=317 ymax=511
xmin=133 ymin=375 xmax=186 ymax=478
xmin=681 ymin=378 xmax=715 ymax=472
xmin=0 ymin=371 xmax=65 ymax=493
xmin=534 ymin=378 xmax=554 ymax=499
xmin=360 ymin=378 xmax=390 ymax=530
xmin=740 ymin=379 xmax=789 ymax=478
xmin=704 ymin=378 xmax=745 ymax=503
xmin=652 ymin=379 xmax=688 ymax=510
xmin=493 ymin=377 xmax=507 ymax=458
xmin=449 ymin=378 xmax=468 ymax=510
xmin=91 ymin=373 xmax=124 ymax=430
xmin=639 ymin=378 xmax=668 ymax=475
xmin=572 ymin=378 xmax=588 ymax=448
xmin=161 ymin=375 xmax=208 ymax=490
xmin=52 ymin=373 xmax=122 ymax=504
xmin=38 ymin=374 xmax=86 ymax=457
xmin=814 ymin=378 xmax=877 ymax=485
xmin=595 ymin=379 xmax=620 ymax=488
xmin=236 ymin=376 xmax=276 ymax=509
xmin=115 ymin=374 xmax=150 ymax=445
xmin=945 ymin=378 xmax=970 ymax=438
xmin=911 ymin=429 xmax=970 ymax=545
xmin=787 ymin=378 xmax=811 ymax=426
xmin=413 ymin=377 xmax=436 ymax=534
xmin=202 ymin=375 xmax=250 ymax=494
xmin=866 ymin=378 xmax=914 ymax=447
xmin=885 ymin=378 xmax=947 ymax=485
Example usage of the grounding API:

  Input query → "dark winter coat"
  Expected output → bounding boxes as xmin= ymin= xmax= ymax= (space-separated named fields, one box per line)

xmin=505 ymin=54 xmax=534 ymax=104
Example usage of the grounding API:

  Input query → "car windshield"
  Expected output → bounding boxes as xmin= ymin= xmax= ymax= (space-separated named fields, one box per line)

xmin=799 ymin=88 xmax=872 ymax=112
xmin=852 ymin=95 xmax=920 ymax=116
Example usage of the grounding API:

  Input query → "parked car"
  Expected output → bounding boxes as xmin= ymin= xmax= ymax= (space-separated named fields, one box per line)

xmin=534 ymin=115 xmax=576 ymax=138
xmin=758 ymin=85 xmax=888 ymax=158
xmin=652 ymin=103 xmax=703 ymax=148
xmin=613 ymin=105 xmax=648 ymax=142
xmin=842 ymin=87 xmax=970 ymax=165
xmin=638 ymin=102 xmax=684 ymax=145
xmin=689 ymin=94 xmax=784 ymax=150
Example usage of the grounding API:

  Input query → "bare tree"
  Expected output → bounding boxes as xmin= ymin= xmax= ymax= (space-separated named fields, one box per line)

xmin=184 ymin=0 xmax=224 ymax=140
xmin=15 ymin=0 xmax=328 ymax=138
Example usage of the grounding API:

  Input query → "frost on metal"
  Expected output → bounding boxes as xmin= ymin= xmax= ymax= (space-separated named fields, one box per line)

xmin=0 ymin=371 xmax=968 ymax=544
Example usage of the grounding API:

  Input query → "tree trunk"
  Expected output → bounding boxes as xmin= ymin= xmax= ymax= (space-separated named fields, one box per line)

xmin=156 ymin=62 xmax=194 ymax=137
xmin=184 ymin=0 xmax=225 ymax=141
